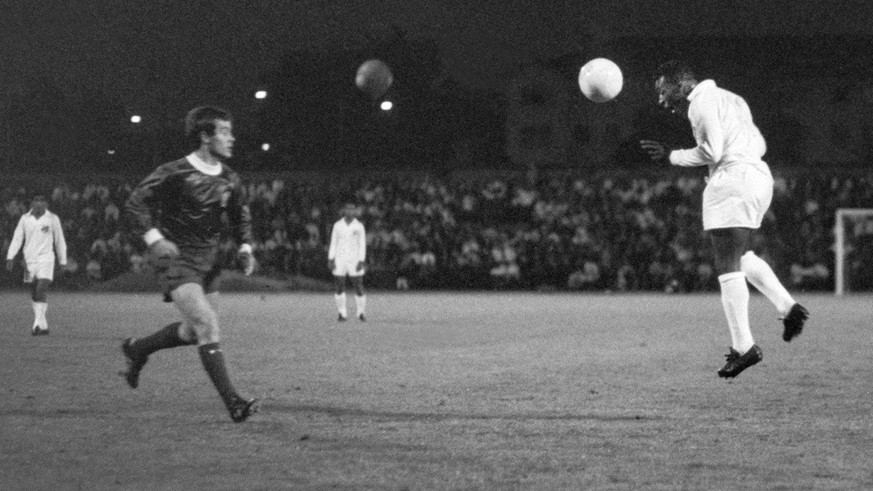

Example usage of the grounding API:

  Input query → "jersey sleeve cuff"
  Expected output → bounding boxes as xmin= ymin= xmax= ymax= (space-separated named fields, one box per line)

xmin=143 ymin=228 xmax=165 ymax=247
xmin=668 ymin=150 xmax=680 ymax=165
xmin=238 ymin=243 xmax=253 ymax=254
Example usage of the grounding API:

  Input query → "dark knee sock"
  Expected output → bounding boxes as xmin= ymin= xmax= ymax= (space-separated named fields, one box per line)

xmin=198 ymin=343 xmax=240 ymax=406
xmin=130 ymin=322 xmax=193 ymax=357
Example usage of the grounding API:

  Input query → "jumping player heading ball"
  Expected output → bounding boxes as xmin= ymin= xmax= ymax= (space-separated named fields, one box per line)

xmin=641 ymin=61 xmax=809 ymax=378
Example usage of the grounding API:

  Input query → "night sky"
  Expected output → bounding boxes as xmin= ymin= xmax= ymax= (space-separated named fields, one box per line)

xmin=4 ymin=0 xmax=873 ymax=121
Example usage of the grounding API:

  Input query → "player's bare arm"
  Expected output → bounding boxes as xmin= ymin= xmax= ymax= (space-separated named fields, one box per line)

xmin=640 ymin=140 xmax=671 ymax=162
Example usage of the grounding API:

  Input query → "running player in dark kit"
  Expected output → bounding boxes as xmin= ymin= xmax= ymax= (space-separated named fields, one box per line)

xmin=121 ymin=106 xmax=258 ymax=422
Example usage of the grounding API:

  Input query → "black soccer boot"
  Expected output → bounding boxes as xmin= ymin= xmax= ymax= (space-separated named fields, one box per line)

xmin=718 ymin=344 xmax=763 ymax=378
xmin=227 ymin=397 xmax=260 ymax=423
xmin=782 ymin=304 xmax=809 ymax=342
xmin=120 ymin=338 xmax=148 ymax=389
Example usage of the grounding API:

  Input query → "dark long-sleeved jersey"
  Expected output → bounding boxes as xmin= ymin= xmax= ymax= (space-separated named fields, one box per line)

xmin=126 ymin=156 xmax=252 ymax=250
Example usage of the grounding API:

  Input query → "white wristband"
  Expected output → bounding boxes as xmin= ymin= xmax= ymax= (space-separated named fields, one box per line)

xmin=144 ymin=228 xmax=165 ymax=247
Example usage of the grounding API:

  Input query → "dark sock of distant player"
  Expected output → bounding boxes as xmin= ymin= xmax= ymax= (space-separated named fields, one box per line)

xmin=198 ymin=343 xmax=240 ymax=406
xmin=129 ymin=322 xmax=194 ymax=357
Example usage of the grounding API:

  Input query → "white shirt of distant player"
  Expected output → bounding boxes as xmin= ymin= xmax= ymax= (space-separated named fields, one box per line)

xmin=329 ymin=218 xmax=366 ymax=275
xmin=669 ymin=79 xmax=769 ymax=176
xmin=6 ymin=210 xmax=68 ymax=265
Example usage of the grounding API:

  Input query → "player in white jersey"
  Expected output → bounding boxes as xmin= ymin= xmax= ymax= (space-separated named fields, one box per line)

xmin=328 ymin=203 xmax=367 ymax=321
xmin=5 ymin=195 xmax=68 ymax=335
xmin=641 ymin=61 xmax=809 ymax=378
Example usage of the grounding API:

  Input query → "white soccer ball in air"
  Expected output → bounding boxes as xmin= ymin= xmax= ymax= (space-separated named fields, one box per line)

xmin=578 ymin=58 xmax=623 ymax=103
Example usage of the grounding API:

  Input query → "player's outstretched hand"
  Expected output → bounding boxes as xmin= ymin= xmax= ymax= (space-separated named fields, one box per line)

xmin=640 ymin=140 xmax=671 ymax=162
xmin=150 ymin=239 xmax=180 ymax=261
xmin=238 ymin=250 xmax=256 ymax=276
xmin=328 ymin=259 xmax=335 ymax=272
xmin=5 ymin=259 xmax=13 ymax=272
xmin=356 ymin=261 xmax=365 ymax=273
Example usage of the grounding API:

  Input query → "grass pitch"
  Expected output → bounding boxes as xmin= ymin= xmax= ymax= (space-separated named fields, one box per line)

xmin=1 ymin=291 xmax=871 ymax=490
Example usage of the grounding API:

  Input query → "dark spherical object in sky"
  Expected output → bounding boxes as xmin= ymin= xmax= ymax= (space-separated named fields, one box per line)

xmin=355 ymin=59 xmax=394 ymax=100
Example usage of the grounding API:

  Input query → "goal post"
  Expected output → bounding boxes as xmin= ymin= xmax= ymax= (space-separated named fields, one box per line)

xmin=834 ymin=208 xmax=873 ymax=295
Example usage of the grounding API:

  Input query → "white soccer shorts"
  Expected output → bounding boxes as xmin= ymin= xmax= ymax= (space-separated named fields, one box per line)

xmin=24 ymin=261 xmax=55 ymax=283
xmin=702 ymin=164 xmax=773 ymax=231
xmin=332 ymin=259 xmax=364 ymax=277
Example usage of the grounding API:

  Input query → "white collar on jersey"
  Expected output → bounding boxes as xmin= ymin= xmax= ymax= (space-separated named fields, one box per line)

xmin=186 ymin=152 xmax=223 ymax=176
xmin=27 ymin=210 xmax=50 ymax=220
xmin=687 ymin=79 xmax=716 ymax=101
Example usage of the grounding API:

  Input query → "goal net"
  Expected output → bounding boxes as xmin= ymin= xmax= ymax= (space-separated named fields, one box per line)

xmin=834 ymin=208 xmax=873 ymax=295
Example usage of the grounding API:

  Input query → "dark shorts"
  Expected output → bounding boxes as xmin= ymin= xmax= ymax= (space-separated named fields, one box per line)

xmin=154 ymin=248 xmax=221 ymax=302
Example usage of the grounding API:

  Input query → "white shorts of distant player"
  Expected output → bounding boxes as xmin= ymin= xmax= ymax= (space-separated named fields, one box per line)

xmin=702 ymin=163 xmax=774 ymax=231
xmin=23 ymin=261 xmax=55 ymax=283
xmin=333 ymin=258 xmax=364 ymax=278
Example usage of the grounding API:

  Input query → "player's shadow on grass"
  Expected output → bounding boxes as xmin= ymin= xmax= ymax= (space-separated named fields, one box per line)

xmin=265 ymin=401 xmax=654 ymax=422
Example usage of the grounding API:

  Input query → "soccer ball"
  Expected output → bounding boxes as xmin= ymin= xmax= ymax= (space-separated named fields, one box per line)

xmin=355 ymin=59 xmax=393 ymax=99
xmin=578 ymin=58 xmax=623 ymax=103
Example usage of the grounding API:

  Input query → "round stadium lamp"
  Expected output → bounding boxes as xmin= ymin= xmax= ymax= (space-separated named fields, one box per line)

xmin=255 ymin=90 xmax=268 ymax=100
xmin=261 ymin=143 xmax=270 ymax=151
xmin=380 ymin=100 xmax=393 ymax=111
xmin=130 ymin=115 xmax=142 ymax=124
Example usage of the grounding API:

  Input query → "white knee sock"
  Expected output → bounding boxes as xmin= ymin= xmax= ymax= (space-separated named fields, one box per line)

xmin=334 ymin=293 xmax=348 ymax=317
xmin=355 ymin=295 xmax=366 ymax=317
xmin=32 ymin=301 xmax=48 ymax=329
xmin=719 ymin=272 xmax=754 ymax=353
xmin=740 ymin=251 xmax=796 ymax=316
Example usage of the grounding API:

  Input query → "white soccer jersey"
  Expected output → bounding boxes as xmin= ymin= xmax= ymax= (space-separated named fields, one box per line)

xmin=6 ymin=211 xmax=68 ymax=265
xmin=328 ymin=218 xmax=366 ymax=263
xmin=669 ymin=79 xmax=769 ymax=176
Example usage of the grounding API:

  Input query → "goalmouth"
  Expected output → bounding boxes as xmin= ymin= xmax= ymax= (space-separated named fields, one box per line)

xmin=834 ymin=208 xmax=873 ymax=295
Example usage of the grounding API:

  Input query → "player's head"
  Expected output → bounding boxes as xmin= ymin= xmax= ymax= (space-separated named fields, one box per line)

xmin=30 ymin=195 xmax=47 ymax=216
xmin=341 ymin=202 xmax=357 ymax=220
xmin=185 ymin=106 xmax=235 ymax=159
xmin=654 ymin=60 xmax=697 ymax=116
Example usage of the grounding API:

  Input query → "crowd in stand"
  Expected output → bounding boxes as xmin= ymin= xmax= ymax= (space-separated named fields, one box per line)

xmin=2 ymin=170 xmax=872 ymax=291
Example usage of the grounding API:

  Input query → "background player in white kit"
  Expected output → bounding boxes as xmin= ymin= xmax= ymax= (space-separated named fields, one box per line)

xmin=328 ymin=202 xmax=367 ymax=321
xmin=641 ymin=60 xmax=809 ymax=378
xmin=5 ymin=195 xmax=68 ymax=335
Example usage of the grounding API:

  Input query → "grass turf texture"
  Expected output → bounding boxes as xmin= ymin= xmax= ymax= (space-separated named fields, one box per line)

xmin=1 ymin=292 xmax=871 ymax=489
